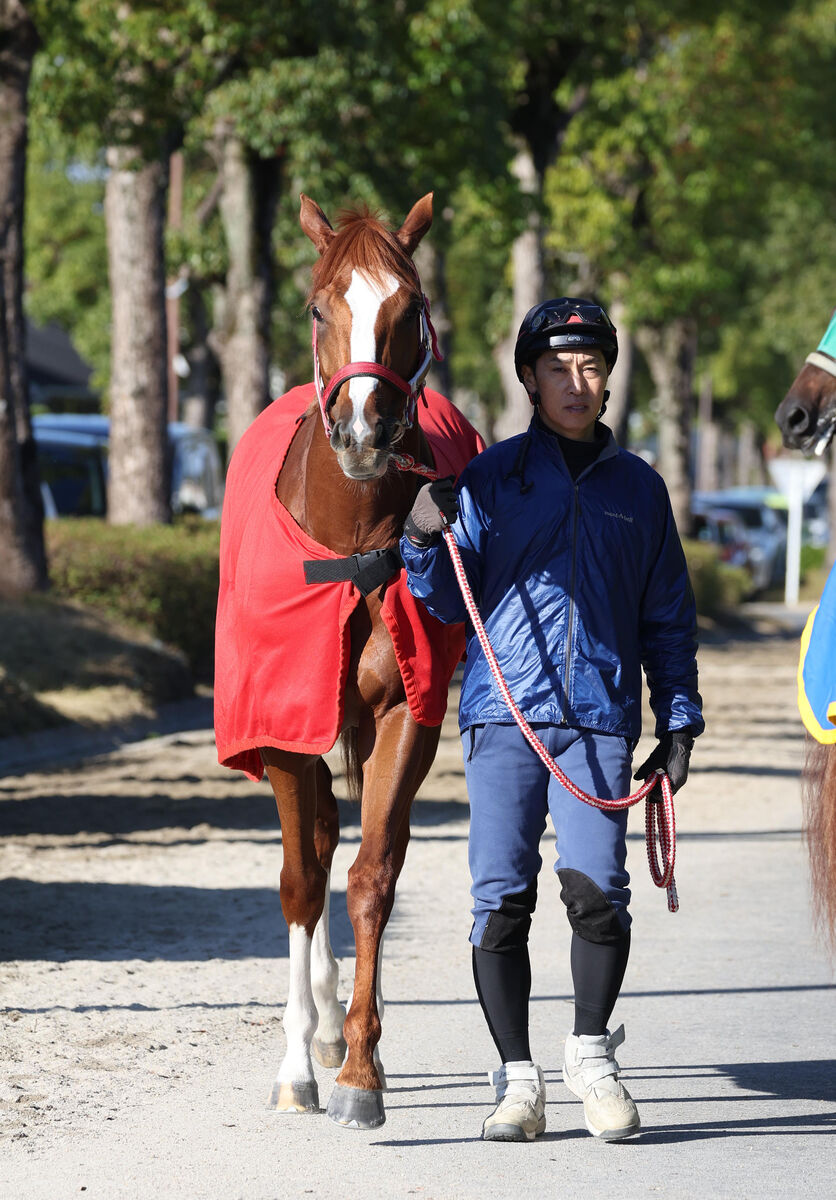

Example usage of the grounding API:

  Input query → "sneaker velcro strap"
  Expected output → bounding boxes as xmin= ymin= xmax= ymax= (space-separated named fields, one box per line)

xmin=578 ymin=1058 xmax=619 ymax=1086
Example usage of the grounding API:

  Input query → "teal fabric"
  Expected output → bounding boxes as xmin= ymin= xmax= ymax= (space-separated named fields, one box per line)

xmin=800 ymin=562 xmax=836 ymax=743
xmin=816 ymin=311 xmax=836 ymax=358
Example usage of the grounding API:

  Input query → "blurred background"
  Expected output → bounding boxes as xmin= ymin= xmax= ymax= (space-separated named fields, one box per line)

xmin=2 ymin=0 xmax=835 ymax=730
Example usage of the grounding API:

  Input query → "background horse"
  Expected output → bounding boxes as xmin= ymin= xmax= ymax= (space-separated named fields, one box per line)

xmin=775 ymin=310 xmax=836 ymax=943
xmin=214 ymin=194 xmax=483 ymax=1128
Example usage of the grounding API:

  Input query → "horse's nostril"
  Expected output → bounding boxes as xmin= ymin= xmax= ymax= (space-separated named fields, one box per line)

xmin=786 ymin=405 xmax=813 ymax=434
xmin=372 ymin=420 xmax=388 ymax=450
xmin=330 ymin=422 xmax=348 ymax=451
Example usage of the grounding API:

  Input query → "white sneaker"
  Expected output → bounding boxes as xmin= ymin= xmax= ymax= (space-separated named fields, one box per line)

xmin=563 ymin=1025 xmax=640 ymax=1140
xmin=482 ymin=1060 xmax=546 ymax=1142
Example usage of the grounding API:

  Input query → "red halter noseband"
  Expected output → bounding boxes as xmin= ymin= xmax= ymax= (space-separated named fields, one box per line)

xmin=312 ymin=290 xmax=442 ymax=440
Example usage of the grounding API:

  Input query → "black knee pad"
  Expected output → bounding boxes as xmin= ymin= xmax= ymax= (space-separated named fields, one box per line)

xmin=558 ymin=868 xmax=626 ymax=945
xmin=480 ymin=880 xmax=538 ymax=952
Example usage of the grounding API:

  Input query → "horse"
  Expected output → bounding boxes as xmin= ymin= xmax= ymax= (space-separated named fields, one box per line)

xmin=214 ymin=193 xmax=484 ymax=1128
xmin=775 ymin=309 xmax=836 ymax=457
xmin=775 ymin=309 xmax=836 ymax=944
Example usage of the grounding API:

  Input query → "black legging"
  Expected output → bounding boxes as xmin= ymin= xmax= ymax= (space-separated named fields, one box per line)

xmin=472 ymin=930 xmax=631 ymax=1063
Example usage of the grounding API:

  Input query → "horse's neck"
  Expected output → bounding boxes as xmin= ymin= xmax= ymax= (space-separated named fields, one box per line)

xmin=276 ymin=412 xmax=430 ymax=556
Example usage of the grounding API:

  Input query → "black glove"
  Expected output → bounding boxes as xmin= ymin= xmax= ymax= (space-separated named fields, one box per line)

xmin=403 ymin=477 xmax=459 ymax=547
xmin=633 ymin=728 xmax=695 ymax=794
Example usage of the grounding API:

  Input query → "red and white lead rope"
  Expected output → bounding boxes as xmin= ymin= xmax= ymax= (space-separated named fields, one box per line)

xmin=438 ymin=524 xmax=679 ymax=913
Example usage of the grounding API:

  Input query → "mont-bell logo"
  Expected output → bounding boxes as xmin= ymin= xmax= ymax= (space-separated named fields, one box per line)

xmin=605 ymin=509 xmax=633 ymax=523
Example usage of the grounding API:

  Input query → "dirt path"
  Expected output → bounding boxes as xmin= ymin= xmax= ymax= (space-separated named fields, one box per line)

xmin=1 ymin=628 xmax=834 ymax=1199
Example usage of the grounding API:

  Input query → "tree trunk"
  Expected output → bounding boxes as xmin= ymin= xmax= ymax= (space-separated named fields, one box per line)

xmin=212 ymin=127 xmax=280 ymax=455
xmin=105 ymin=146 xmax=170 ymax=525
xmin=413 ymin=234 xmax=452 ymax=397
xmin=604 ymin=298 xmax=633 ymax=446
xmin=182 ymin=284 xmax=220 ymax=430
xmin=493 ymin=147 xmax=544 ymax=441
xmin=636 ymin=319 xmax=697 ymax=534
xmin=695 ymin=372 xmax=718 ymax=492
xmin=0 ymin=0 xmax=47 ymax=594
xmin=735 ymin=420 xmax=759 ymax=487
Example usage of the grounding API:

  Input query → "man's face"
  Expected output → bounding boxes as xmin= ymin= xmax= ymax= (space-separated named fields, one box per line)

xmin=522 ymin=349 xmax=608 ymax=442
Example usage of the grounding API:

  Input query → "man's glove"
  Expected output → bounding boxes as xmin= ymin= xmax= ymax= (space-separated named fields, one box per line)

xmin=633 ymin=727 xmax=696 ymax=794
xmin=403 ymin=477 xmax=459 ymax=547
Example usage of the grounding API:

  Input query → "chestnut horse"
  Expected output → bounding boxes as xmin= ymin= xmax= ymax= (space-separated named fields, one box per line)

xmin=775 ymin=309 xmax=836 ymax=942
xmin=215 ymin=194 xmax=482 ymax=1128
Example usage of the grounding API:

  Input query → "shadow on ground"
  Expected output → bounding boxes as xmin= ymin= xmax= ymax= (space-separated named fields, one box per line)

xmin=0 ymin=877 xmax=354 ymax=962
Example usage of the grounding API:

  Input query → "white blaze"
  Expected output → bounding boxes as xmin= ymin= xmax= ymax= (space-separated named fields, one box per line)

xmin=344 ymin=269 xmax=399 ymax=441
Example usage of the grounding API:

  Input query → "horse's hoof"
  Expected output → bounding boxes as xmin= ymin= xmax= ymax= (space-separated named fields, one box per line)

xmin=312 ymin=1035 xmax=347 ymax=1069
xmin=326 ymin=1083 xmax=385 ymax=1129
xmin=266 ymin=1080 xmax=320 ymax=1113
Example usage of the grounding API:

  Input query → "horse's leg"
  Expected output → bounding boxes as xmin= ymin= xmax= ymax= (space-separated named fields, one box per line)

xmin=372 ymin=933 xmax=387 ymax=1088
xmin=326 ymin=706 xmax=439 ymax=1129
xmin=372 ymin=804 xmax=412 ymax=1090
xmin=310 ymin=758 xmax=348 ymax=1068
xmin=262 ymin=749 xmax=327 ymax=1114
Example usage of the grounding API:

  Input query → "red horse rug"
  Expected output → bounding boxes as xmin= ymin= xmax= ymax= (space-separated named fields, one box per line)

xmin=214 ymin=383 xmax=484 ymax=780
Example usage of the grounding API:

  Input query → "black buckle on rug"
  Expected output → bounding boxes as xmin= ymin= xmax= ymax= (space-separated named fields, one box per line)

xmin=303 ymin=546 xmax=403 ymax=597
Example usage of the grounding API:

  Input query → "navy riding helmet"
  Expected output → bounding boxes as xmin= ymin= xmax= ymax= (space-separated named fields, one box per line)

xmin=514 ymin=298 xmax=618 ymax=380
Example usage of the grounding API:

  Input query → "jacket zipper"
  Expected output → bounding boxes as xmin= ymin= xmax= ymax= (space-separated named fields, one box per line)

xmin=563 ymin=481 xmax=580 ymax=721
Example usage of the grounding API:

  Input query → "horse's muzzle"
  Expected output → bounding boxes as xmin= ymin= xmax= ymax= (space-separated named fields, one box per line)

xmin=330 ymin=415 xmax=400 ymax=478
xmin=776 ymin=394 xmax=817 ymax=446
xmin=776 ymin=393 xmax=836 ymax=456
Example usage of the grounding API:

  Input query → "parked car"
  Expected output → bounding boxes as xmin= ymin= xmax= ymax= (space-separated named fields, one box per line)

xmin=33 ymin=414 xmax=224 ymax=520
xmin=692 ymin=507 xmax=751 ymax=572
xmin=692 ymin=488 xmax=787 ymax=593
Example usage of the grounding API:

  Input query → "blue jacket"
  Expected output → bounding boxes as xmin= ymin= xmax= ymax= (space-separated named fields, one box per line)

xmin=400 ymin=418 xmax=703 ymax=742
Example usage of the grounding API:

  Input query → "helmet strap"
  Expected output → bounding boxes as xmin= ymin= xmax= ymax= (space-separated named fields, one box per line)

xmin=596 ymin=388 xmax=610 ymax=420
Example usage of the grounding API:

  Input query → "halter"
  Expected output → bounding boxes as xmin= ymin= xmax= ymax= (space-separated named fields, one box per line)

xmin=805 ymin=351 xmax=836 ymax=379
xmin=312 ymin=291 xmax=443 ymax=440
xmin=806 ymin=312 xmax=836 ymax=378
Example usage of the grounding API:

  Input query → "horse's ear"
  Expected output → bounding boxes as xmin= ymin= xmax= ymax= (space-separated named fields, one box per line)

xmin=395 ymin=193 xmax=433 ymax=256
xmin=300 ymin=194 xmax=335 ymax=255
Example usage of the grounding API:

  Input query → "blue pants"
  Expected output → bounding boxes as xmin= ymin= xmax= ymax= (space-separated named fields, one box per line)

xmin=464 ymin=723 xmax=633 ymax=947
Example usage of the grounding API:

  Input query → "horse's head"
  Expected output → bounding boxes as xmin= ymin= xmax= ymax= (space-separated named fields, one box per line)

xmin=775 ymin=360 xmax=836 ymax=457
xmin=300 ymin=193 xmax=435 ymax=480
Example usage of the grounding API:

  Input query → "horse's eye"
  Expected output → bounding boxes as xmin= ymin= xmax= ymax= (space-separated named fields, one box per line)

xmin=311 ymin=305 xmax=324 ymax=322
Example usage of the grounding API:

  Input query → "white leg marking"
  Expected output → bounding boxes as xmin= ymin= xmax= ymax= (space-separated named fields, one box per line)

xmin=311 ymin=873 xmax=346 ymax=1045
xmin=277 ymin=924 xmax=317 ymax=1084
xmin=344 ymin=269 xmax=399 ymax=440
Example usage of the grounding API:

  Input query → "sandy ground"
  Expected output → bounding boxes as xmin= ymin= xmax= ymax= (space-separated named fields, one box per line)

xmin=1 ymin=626 xmax=834 ymax=1199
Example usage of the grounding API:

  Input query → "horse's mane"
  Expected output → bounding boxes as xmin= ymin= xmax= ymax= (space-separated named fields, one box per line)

xmin=309 ymin=208 xmax=422 ymax=301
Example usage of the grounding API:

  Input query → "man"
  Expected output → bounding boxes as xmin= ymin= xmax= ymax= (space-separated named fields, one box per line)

xmin=400 ymin=299 xmax=703 ymax=1143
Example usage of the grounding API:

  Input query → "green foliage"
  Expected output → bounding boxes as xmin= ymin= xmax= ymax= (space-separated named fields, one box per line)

xmin=540 ymin=2 xmax=836 ymax=437
xmin=546 ymin=12 xmax=790 ymax=327
xmin=801 ymin=543 xmax=827 ymax=578
xmin=446 ymin=182 xmax=526 ymax=412
xmin=30 ymin=1 xmax=299 ymax=151
xmin=682 ymin=539 xmax=750 ymax=616
xmin=24 ymin=118 xmax=110 ymax=388
xmin=45 ymin=517 xmax=220 ymax=680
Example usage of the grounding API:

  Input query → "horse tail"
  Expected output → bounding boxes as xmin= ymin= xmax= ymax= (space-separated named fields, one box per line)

xmin=340 ymin=727 xmax=363 ymax=804
xmin=802 ymin=737 xmax=836 ymax=950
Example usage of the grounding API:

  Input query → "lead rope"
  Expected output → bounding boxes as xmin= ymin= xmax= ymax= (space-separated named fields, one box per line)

xmin=439 ymin=524 xmax=678 ymax=912
xmin=388 ymin=451 xmax=679 ymax=910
